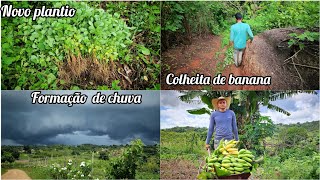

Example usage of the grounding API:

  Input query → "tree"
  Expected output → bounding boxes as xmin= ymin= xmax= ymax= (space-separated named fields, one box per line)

xmin=71 ymin=150 xmax=80 ymax=156
xmin=23 ymin=145 xmax=32 ymax=154
xmin=178 ymin=90 xmax=316 ymax=153
xmin=98 ymin=151 xmax=109 ymax=160
xmin=108 ymin=139 xmax=144 ymax=179
xmin=11 ymin=149 xmax=20 ymax=160
xmin=2 ymin=152 xmax=15 ymax=163
xmin=179 ymin=90 xmax=315 ymax=126
xmin=279 ymin=126 xmax=308 ymax=146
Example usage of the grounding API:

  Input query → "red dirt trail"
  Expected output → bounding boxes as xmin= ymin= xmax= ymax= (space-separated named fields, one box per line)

xmin=161 ymin=34 xmax=271 ymax=90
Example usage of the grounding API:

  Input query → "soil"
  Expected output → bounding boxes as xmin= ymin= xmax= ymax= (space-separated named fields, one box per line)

xmin=1 ymin=169 xmax=31 ymax=180
xmin=58 ymin=54 xmax=155 ymax=90
xmin=161 ymin=28 xmax=319 ymax=90
xmin=160 ymin=159 xmax=199 ymax=179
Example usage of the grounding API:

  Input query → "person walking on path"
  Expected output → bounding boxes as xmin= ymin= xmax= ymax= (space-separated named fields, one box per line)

xmin=205 ymin=97 xmax=239 ymax=150
xmin=230 ymin=13 xmax=254 ymax=67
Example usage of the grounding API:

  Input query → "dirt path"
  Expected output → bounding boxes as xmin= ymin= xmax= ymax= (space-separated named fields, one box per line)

xmin=161 ymin=34 xmax=277 ymax=90
xmin=1 ymin=169 xmax=31 ymax=180
xmin=161 ymin=30 xmax=319 ymax=90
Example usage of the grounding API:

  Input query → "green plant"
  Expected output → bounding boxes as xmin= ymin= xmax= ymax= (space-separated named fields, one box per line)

xmin=50 ymin=159 xmax=92 ymax=179
xmin=1 ymin=152 xmax=15 ymax=163
xmin=107 ymin=139 xmax=144 ymax=179
xmin=2 ymin=1 xmax=160 ymax=90
xmin=288 ymin=31 xmax=319 ymax=49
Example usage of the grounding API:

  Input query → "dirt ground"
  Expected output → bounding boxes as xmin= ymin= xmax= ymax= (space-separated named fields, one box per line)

xmin=160 ymin=159 xmax=199 ymax=179
xmin=161 ymin=29 xmax=319 ymax=90
xmin=1 ymin=169 xmax=31 ymax=180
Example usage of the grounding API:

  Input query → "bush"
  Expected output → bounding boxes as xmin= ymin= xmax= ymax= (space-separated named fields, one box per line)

xmin=50 ymin=159 xmax=92 ymax=179
xmin=2 ymin=152 xmax=15 ymax=163
xmin=107 ymin=139 xmax=144 ymax=179
xmin=98 ymin=151 xmax=109 ymax=160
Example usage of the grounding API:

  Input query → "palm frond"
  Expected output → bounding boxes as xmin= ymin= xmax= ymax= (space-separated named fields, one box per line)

xmin=269 ymin=90 xmax=316 ymax=101
xmin=187 ymin=108 xmax=211 ymax=115
xmin=201 ymin=95 xmax=213 ymax=109
xmin=267 ymin=103 xmax=290 ymax=116
xmin=178 ymin=91 xmax=205 ymax=104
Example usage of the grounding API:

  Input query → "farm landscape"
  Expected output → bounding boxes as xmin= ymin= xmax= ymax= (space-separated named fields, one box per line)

xmin=1 ymin=91 xmax=160 ymax=179
xmin=160 ymin=91 xmax=320 ymax=179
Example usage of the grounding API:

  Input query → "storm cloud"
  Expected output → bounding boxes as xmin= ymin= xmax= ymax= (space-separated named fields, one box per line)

xmin=2 ymin=91 xmax=160 ymax=145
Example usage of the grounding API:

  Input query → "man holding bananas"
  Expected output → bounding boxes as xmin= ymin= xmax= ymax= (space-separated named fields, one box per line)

xmin=205 ymin=97 xmax=239 ymax=150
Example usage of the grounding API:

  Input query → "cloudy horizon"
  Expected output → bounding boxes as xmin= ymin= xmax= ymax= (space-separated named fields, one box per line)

xmin=160 ymin=91 xmax=319 ymax=129
xmin=1 ymin=91 xmax=160 ymax=146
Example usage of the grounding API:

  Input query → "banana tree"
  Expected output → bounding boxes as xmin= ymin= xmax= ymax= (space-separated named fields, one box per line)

xmin=179 ymin=90 xmax=315 ymax=126
xmin=179 ymin=90 xmax=316 ymax=152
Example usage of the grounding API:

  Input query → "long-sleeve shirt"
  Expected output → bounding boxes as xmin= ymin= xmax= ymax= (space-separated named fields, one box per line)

xmin=206 ymin=109 xmax=239 ymax=144
xmin=230 ymin=22 xmax=254 ymax=50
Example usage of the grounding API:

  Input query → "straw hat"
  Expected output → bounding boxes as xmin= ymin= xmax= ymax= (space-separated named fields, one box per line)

xmin=212 ymin=97 xmax=232 ymax=110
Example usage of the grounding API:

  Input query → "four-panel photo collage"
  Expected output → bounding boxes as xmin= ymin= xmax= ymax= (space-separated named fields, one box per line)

xmin=1 ymin=1 xmax=319 ymax=179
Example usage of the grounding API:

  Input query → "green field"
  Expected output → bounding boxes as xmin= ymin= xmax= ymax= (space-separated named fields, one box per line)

xmin=2 ymin=142 xmax=159 ymax=179
xmin=160 ymin=121 xmax=319 ymax=179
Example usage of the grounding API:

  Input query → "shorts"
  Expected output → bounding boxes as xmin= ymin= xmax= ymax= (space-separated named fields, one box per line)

xmin=213 ymin=139 xmax=220 ymax=150
xmin=233 ymin=48 xmax=245 ymax=67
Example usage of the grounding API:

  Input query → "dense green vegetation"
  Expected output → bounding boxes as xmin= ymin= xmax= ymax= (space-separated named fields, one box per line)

xmin=1 ymin=140 xmax=159 ymax=179
xmin=2 ymin=1 xmax=160 ymax=90
xmin=161 ymin=91 xmax=319 ymax=179
xmin=161 ymin=1 xmax=319 ymax=70
xmin=161 ymin=121 xmax=319 ymax=179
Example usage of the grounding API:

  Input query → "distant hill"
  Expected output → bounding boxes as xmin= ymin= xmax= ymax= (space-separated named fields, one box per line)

xmin=276 ymin=120 xmax=319 ymax=132
xmin=162 ymin=120 xmax=319 ymax=133
xmin=161 ymin=126 xmax=207 ymax=133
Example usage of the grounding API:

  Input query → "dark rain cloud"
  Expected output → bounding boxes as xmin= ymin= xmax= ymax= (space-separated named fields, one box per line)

xmin=2 ymin=91 xmax=160 ymax=145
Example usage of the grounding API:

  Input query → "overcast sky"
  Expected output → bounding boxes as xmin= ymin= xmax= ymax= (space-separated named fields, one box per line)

xmin=2 ymin=91 xmax=160 ymax=146
xmin=161 ymin=91 xmax=319 ymax=129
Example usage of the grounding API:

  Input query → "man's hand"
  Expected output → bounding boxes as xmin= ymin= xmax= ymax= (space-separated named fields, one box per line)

xmin=205 ymin=144 xmax=210 ymax=150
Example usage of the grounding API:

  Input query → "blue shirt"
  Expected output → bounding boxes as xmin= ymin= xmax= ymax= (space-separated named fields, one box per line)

xmin=206 ymin=109 xmax=239 ymax=144
xmin=230 ymin=22 xmax=254 ymax=49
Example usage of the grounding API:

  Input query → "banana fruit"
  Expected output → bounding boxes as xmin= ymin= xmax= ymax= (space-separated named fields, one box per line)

xmin=200 ymin=139 xmax=256 ymax=179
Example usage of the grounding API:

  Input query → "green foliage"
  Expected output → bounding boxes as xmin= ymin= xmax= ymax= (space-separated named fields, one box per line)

xmin=215 ymin=47 xmax=234 ymax=74
xmin=104 ymin=2 xmax=161 ymax=88
xmin=2 ymin=152 xmax=15 ymax=163
xmin=23 ymin=145 xmax=32 ymax=154
xmin=257 ymin=153 xmax=319 ymax=179
xmin=2 ymin=2 xmax=131 ymax=90
xmin=1 ymin=146 xmax=21 ymax=160
xmin=187 ymin=108 xmax=211 ymax=115
xmin=245 ymin=2 xmax=319 ymax=34
xmin=240 ymin=116 xmax=275 ymax=155
xmin=1 ymin=143 xmax=159 ymax=179
xmin=98 ymin=151 xmax=109 ymax=160
xmin=279 ymin=126 xmax=308 ymax=146
xmin=288 ymin=31 xmax=319 ymax=49
xmin=50 ymin=159 xmax=92 ymax=179
xmin=161 ymin=129 xmax=207 ymax=162
xmin=107 ymin=139 xmax=144 ymax=179
xmin=2 ymin=1 xmax=160 ymax=90
xmin=162 ymin=2 xmax=234 ymax=35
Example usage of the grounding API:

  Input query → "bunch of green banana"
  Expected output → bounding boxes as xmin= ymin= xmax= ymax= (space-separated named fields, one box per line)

xmin=200 ymin=140 xmax=256 ymax=179
xmin=238 ymin=149 xmax=254 ymax=164
xmin=219 ymin=155 xmax=252 ymax=174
